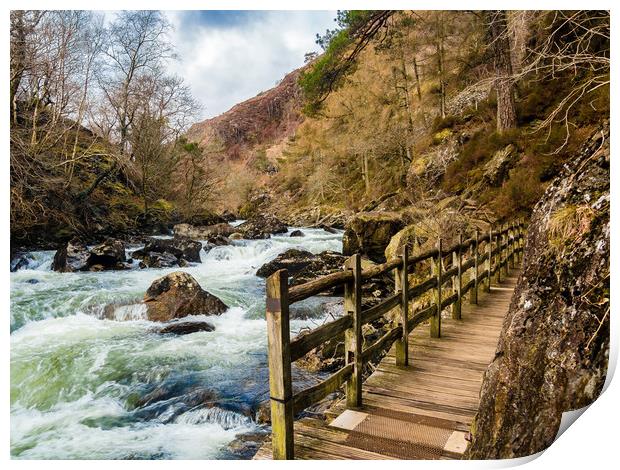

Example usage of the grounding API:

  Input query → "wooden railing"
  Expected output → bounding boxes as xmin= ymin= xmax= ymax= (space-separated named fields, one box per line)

xmin=265 ymin=219 xmax=526 ymax=459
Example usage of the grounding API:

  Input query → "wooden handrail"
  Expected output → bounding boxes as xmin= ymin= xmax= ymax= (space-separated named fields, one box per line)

xmin=288 ymin=224 xmax=519 ymax=305
xmin=265 ymin=219 xmax=526 ymax=459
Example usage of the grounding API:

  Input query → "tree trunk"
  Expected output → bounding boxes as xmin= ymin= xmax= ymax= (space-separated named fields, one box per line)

xmin=413 ymin=56 xmax=422 ymax=101
xmin=488 ymin=10 xmax=517 ymax=133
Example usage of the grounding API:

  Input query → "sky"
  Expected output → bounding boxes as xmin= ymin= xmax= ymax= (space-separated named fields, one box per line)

xmin=164 ymin=10 xmax=337 ymax=120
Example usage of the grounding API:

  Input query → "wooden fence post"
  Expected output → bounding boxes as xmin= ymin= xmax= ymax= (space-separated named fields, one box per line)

xmin=431 ymin=238 xmax=442 ymax=338
xmin=452 ymin=233 xmax=462 ymax=320
xmin=395 ymin=246 xmax=409 ymax=366
xmin=344 ymin=254 xmax=362 ymax=408
xmin=485 ymin=226 xmax=492 ymax=292
xmin=494 ymin=226 xmax=502 ymax=284
xmin=518 ymin=220 xmax=524 ymax=263
xmin=509 ymin=222 xmax=516 ymax=269
xmin=503 ymin=224 xmax=509 ymax=276
xmin=470 ymin=228 xmax=479 ymax=304
xmin=266 ymin=269 xmax=294 ymax=460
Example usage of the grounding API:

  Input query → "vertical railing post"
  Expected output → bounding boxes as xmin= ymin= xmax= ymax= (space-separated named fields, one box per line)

xmin=431 ymin=238 xmax=442 ymax=338
xmin=509 ymin=222 xmax=516 ymax=269
xmin=484 ymin=226 xmax=492 ymax=292
xmin=266 ymin=269 xmax=294 ymax=460
xmin=344 ymin=254 xmax=362 ymax=408
xmin=395 ymin=246 xmax=409 ymax=366
xmin=452 ymin=233 xmax=462 ymax=320
xmin=494 ymin=226 xmax=502 ymax=284
xmin=502 ymin=224 xmax=509 ymax=276
xmin=517 ymin=219 xmax=525 ymax=265
xmin=470 ymin=228 xmax=479 ymax=304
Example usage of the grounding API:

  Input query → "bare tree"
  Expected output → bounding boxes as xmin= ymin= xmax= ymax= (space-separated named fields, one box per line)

xmin=98 ymin=11 xmax=175 ymax=156
xmin=519 ymin=11 xmax=609 ymax=147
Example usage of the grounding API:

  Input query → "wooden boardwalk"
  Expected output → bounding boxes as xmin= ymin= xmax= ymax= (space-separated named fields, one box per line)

xmin=254 ymin=270 xmax=519 ymax=460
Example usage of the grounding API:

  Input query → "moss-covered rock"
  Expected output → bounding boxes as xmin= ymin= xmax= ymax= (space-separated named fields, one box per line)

xmin=342 ymin=211 xmax=404 ymax=263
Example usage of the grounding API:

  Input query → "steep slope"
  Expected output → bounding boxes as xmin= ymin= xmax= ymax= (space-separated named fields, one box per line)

xmin=466 ymin=123 xmax=610 ymax=458
xmin=187 ymin=68 xmax=304 ymax=161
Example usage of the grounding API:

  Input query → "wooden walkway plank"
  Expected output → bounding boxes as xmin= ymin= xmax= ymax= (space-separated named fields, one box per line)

xmin=254 ymin=271 xmax=520 ymax=460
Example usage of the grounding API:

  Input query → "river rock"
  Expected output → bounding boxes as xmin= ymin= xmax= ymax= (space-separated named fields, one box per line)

xmin=157 ymin=321 xmax=215 ymax=335
xmin=227 ymin=432 xmax=268 ymax=459
xmin=236 ymin=215 xmax=287 ymax=239
xmin=88 ymin=239 xmax=127 ymax=269
xmin=289 ymin=229 xmax=304 ymax=237
xmin=229 ymin=232 xmax=243 ymax=240
xmin=466 ymin=123 xmax=610 ymax=459
xmin=144 ymin=271 xmax=228 ymax=322
xmin=146 ymin=236 xmax=202 ymax=262
xmin=342 ymin=212 xmax=405 ymax=263
xmin=185 ymin=212 xmax=226 ymax=227
xmin=296 ymin=310 xmax=393 ymax=374
xmin=220 ymin=210 xmax=238 ymax=222
xmin=10 ymin=252 xmax=33 ymax=272
xmin=51 ymin=238 xmax=92 ymax=272
xmin=134 ymin=251 xmax=180 ymax=269
xmin=174 ymin=223 xmax=236 ymax=239
xmin=131 ymin=236 xmax=203 ymax=268
xmin=52 ymin=238 xmax=129 ymax=272
xmin=317 ymin=224 xmax=339 ymax=234
xmin=256 ymin=249 xmax=315 ymax=278
xmin=256 ymin=249 xmax=347 ymax=287
xmin=203 ymin=234 xmax=230 ymax=253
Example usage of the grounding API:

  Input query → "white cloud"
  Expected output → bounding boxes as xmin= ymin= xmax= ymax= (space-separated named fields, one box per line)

xmin=164 ymin=11 xmax=336 ymax=119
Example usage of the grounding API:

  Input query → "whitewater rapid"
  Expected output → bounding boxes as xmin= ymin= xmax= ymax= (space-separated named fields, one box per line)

xmin=10 ymin=226 xmax=342 ymax=459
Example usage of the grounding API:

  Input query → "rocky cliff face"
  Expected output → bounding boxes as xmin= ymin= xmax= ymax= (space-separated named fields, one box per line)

xmin=466 ymin=123 xmax=610 ymax=458
xmin=186 ymin=68 xmax=303 ymax=160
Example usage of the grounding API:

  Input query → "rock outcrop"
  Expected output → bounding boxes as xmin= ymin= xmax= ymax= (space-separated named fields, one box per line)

xmin=186 ymin=67 xmax=303 ymax=160
xmin=144 ymin=271 xmax=228 ymax=322
xmin=466 ymin=124 xmax=610 ymax=459
xmin=482 ymin=144 xmax=516 ymax=186
xmin=342 ymin=212 xmax=405 ymax=263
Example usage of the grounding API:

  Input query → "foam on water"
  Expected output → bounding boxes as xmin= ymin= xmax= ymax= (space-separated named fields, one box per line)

xmin=10 ymin=225 xmax=343 ymax=459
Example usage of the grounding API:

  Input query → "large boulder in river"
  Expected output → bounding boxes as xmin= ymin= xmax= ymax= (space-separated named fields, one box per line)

xmin=342 ymin=212 xmax=405 ymax=263
xmin=174 ymin=223 xmax=236 ymax=239
xmin=144 ymin=271 xmax=228 ymax=322
xmin=236 ymin=215 xmax=287 ymax=239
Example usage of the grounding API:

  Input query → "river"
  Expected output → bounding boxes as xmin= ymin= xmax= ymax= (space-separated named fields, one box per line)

xmin=10 ymin=225 xmax=342 ymax=459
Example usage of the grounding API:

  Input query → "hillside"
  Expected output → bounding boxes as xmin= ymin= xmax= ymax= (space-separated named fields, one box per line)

xmin=10 ymin=107 xmax=162 ymax=250
xmin=188 ymin=11 xmax=609 ymax=232
xmin=187 ymin=68 xmax=304 ymax=161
